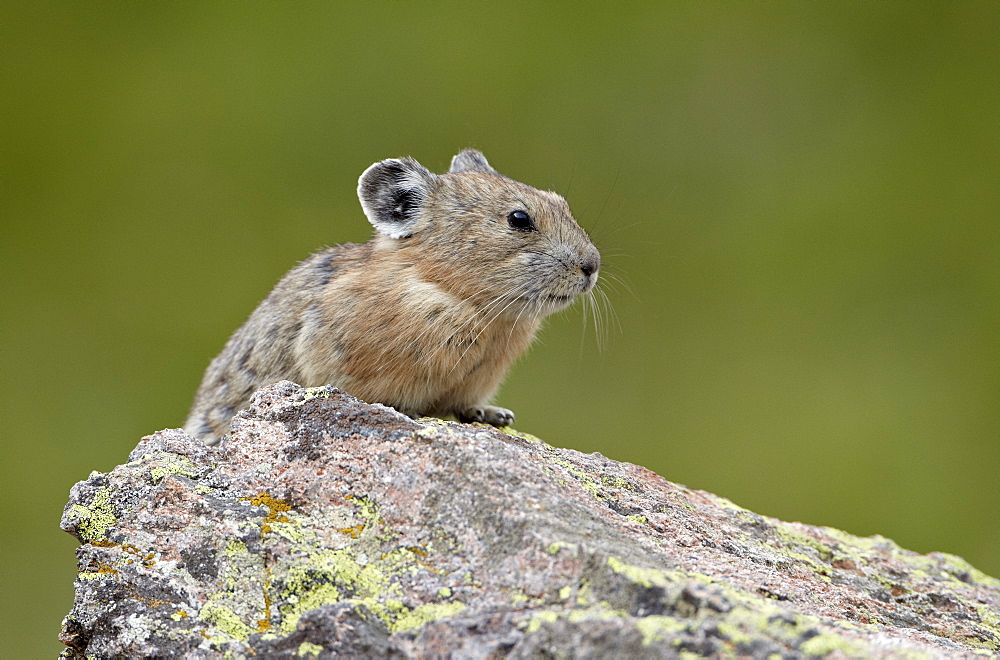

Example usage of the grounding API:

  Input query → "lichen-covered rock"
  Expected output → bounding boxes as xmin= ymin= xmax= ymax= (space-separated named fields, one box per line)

xmin=60 ymin=381 xmax=1000 ymax=657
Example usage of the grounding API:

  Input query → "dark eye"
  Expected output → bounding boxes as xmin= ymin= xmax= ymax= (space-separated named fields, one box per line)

xmin=507 ymin=209 xmax=535 ymax=232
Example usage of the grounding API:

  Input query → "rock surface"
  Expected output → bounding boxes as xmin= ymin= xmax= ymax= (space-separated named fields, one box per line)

xmin=60 ymin=381 xmax=1000 ymax=657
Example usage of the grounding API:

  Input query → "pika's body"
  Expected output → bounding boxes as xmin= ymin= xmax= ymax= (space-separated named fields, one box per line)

xmin=185 ymin=150 xmax=600 ymax=444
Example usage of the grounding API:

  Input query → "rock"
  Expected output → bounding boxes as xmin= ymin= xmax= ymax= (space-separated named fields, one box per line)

xmin=60 ymin=381 xmax=1000 ymax=658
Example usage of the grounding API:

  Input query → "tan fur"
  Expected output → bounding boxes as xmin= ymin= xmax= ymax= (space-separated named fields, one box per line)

xmin=185 ymin=150 xmax=600 ymax=444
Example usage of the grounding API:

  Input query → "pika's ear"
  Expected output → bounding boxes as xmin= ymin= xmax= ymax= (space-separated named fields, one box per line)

xmin=449 ymin=149 xmax=497 ymax=174
xmin=357 ymin=157 xmax=436 ymax=238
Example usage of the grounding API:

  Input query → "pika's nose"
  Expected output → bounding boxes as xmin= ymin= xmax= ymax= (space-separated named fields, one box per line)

xmin=581 ymin=253 xmax=600 ymax=279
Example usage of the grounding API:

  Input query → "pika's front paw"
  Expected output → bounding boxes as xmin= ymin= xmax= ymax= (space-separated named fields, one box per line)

xmin=458 ymin=405 xmax=516 ymax=427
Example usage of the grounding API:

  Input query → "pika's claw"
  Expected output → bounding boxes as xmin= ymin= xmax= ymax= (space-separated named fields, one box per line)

xmin=458 ymin=405 xmax=515 ymax=427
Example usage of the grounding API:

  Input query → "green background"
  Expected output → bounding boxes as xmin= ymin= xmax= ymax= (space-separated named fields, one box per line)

xmin=3 ymin=3 xmax=997 ymax=655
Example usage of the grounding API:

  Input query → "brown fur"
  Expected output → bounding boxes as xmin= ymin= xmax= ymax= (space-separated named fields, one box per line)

xmin=185 ymin=150 xmax=600 ymax=444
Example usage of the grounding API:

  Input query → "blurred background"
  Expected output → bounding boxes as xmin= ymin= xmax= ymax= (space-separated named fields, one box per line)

xmin=3 ymin=2 xmax=997 ymax=655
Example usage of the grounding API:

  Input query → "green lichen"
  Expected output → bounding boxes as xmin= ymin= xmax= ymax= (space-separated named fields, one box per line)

xmin=524 ymin=609 xmax=559 ymax=633
xmin=148 ymin=454 xmax=199 ymax=484
xmin=820 ymin=527 xmax=904 ymax=560
xmin=269 ymin=520 xmax=305 ymax=543
xmin=198 ymin=601 xmax=254 ymax=641
xmin=413 ymin=418 xmax=453 ymax=440
xmin=523 ymin=605 xmax=630 ymax=635
xmin=771 ymin=527 xmax=834 ymax=582
xmin=626 ymin=515 xmax=648 ymax=525
xmin=392 ymin=601 xmax=466 ymax=632
xmin=414 ymin=416 xmax=450 ymax=425
xmin=776 ymin=523 xmax=1000 ymax=618
xmin=347 ymin=495 xmax=381 ymax=525
xmin=77 ymin=566 xmax=118 ymax=580
xmin=69 ymin=486 xmax=117 ymax=542
xmin=708 ymin=493 xmax=753 ymax=513
xmin=600 ymin=474 xmax=636 ymax=490
xmin=606 ymin=556 xmax=673 ymax=588
xmin=522 ymin=599 xmax=848 ymax=655
xmin=718 ymin=608 xmax=835 ymax=654
xmin=279 ymin=583 xmax=342 ymax=632
xmin=299 ymin=386 xmax=332 ymax=403
xmin=931 ymin=552 xmax=1000 ymax=589
xmin=297 ymin=641 xmax=324 ymax=657
xmin=775 ymin=526 xmax=833 ymax=560
xmin=798 ymin=632 xmax=867 ymax=656
xmin=197 ymin=534 xmax=271 ymax=640
xmin=714 ymin=620 xmax=752 ymax=646
xmin=501 ymin=428 xmax=547 ymax=445
xmin=224 ymin=538 xmax=249 ymax=557
xmin=547 ymin=541 xmax=576 ymax=556
xmin=601 ymin=555 xmax=880 ymax=652
xmin=673 ymin=494 xmax=697 ymax=512
xmin=968 ymin=602 xmax=1000 ymax=650
xmin=549 ymin=457 xmax=605 ymax=500
xmin=270 ymin=518 xmax=465 ymax=637
xmin=277 ymin=545 xmax=391 ymax=632
xmin=634 ymin=615 xmax=689 ymax=645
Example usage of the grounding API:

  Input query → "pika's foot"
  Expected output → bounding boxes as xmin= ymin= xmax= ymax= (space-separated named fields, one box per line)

xmin=458 ymin=405 xmax=515 ymax=427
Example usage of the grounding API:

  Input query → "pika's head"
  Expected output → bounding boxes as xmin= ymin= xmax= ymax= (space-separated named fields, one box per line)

xmin=358 ymin=149 xmax=600 ymax=316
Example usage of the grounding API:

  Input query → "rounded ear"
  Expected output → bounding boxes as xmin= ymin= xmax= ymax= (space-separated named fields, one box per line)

xmin=449 ymin=149 xmax=497 ymax=175
xmin=357 ymin=157 xmax=436 ymax=238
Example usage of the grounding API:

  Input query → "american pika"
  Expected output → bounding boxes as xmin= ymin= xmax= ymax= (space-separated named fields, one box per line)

xmin=185 ymin=149 xmax=600 ymax=444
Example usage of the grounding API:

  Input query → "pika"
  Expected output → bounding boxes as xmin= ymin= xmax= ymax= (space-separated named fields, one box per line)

xmin=185 ymin=149 xmax=600 ymax=444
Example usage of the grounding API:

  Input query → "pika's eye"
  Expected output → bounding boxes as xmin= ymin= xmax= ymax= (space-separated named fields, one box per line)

xmin=507 ymin=209 xmax=535 ymax=232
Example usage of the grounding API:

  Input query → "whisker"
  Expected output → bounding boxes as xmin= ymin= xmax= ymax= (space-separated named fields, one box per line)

xmin=409 ymin=283 xmax=498 ymax=348
xmin=449 ymin=282 xmax=536 ymax=374
xmin=579 ymin=290 xmax=591 ymax=363
xmin=592 ymin=219 xmax=644 ymax=243
xmin=600 ymin=271 xmax=638 ymax=301
xmin=405 ymin=285 xmax=513 ymax=372
xmin=594 ymin=249 xmax=630 ymax=259
xmin=414 ymin=284 xmax=525 ymax=369
xmin=425 ymin=279 xmax=534 ymax=366
xmin=596 ymin=285 xmax=622 ymax=335
xmin=595 ymin=290 xmax=609 ymax=352
xmin=561 ymin=159 xmax=579 ymax=198
xmin=507 ymin=296 xmax=532 ymax=348
xmin=588 ymin=158 xmax=623 ymax=237
xmin=437 ymin=290 xmax=521 ymax=355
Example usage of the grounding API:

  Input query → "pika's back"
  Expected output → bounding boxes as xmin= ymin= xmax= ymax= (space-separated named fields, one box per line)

xmin=185 ymin=149 xmax=599 ymax=444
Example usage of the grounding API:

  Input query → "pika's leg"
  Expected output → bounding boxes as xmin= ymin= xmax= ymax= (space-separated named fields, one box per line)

xmin=184 ymin=418 xmax=223 ymax=446
xmin=457 ymin=405 xmax=515 ymax=427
